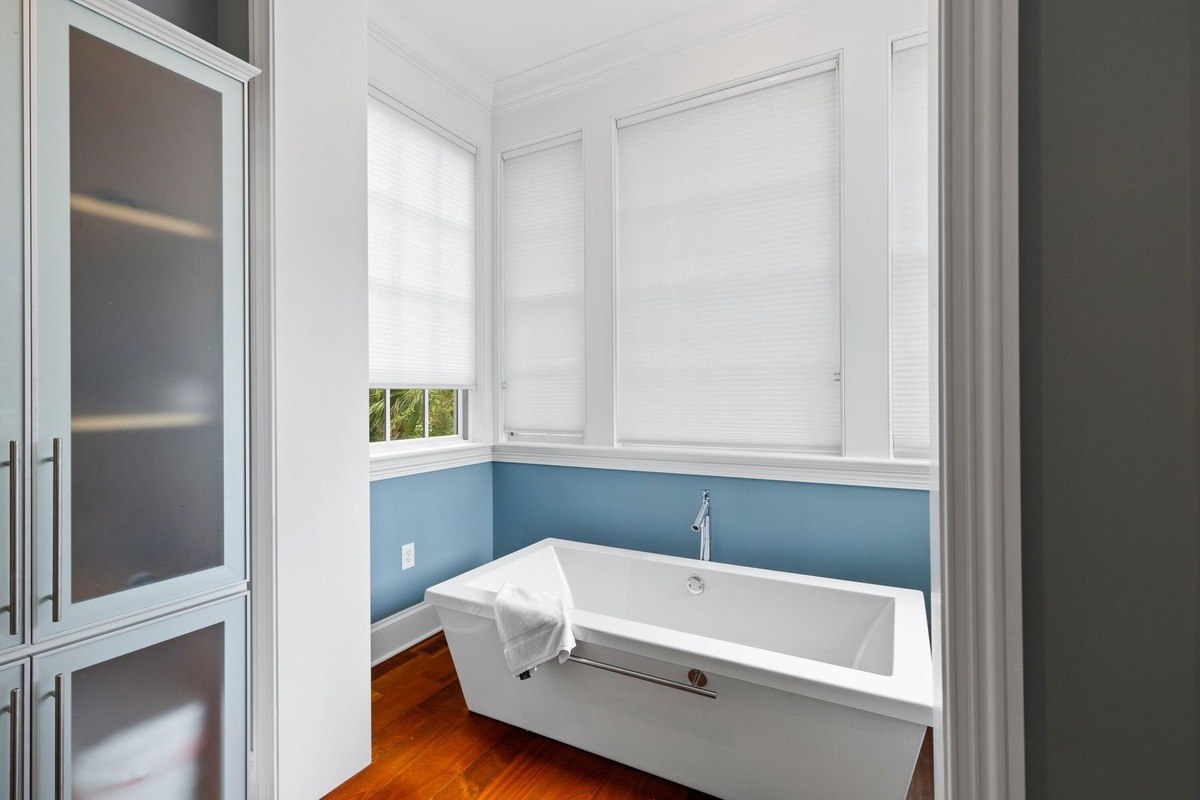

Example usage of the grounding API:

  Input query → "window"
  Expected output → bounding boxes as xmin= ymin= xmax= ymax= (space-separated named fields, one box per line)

xmin=366 ymin=92 xmax=476 ymax=445
xmin=615 ymin=60 xmax=842 ymax=452
xmin=501 ymin=135 xmax=586 ymax=439
xmin=368 ymin=388 xmax=461 ymax=443
xmin=889 ymin=36 xmax=930 ymax=459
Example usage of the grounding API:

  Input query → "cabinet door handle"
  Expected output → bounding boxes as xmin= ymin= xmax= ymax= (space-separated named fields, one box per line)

xmin=8 ymin=687 xmax=18 ymax=800
xmin=53 ymin=674 xmax=65 ymax=800
xmin=51 ymin=439 xmax=62 ymax=624
xmin=5 ymin=441 xmax=15 ymax=636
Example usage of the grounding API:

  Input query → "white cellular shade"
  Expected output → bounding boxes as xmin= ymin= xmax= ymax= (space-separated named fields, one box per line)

xmin=890 ymin=39 xmax=930 ymax=459
xmin=616 ymin=63 xmax=843 ymax=452
xmin=502 ymin=138 xmax=586 ymax=436
xmin=367 ymin=96 xmax=476 ymax=388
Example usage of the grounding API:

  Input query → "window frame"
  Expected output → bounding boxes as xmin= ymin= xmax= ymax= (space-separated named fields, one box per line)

xmin=488 ymin=34 xmax=930 ymax=485
xmin=366 ymin=84 xmax=486 ymax=459
xmin=496 ymin=128 xmax=588 ymax=446
xmin=370 ymin=387 xmax=466 ymax=446
xmin=887 ymin=29 xmax=932 ymax=460
xmin=611 ymin=54 xmax=847 ymax=454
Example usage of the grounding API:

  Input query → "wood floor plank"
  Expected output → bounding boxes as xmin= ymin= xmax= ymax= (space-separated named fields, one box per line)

xmin=430 ymin=726 xmax=539 ymax=800
xmin=372 ymin=649 xmax=420 ymax=681
xmin=589 ymin=763 xmax=689 ymax=800
xmin=370 ymin=711 xmax=510 ymax=799
xmin=463 ymin=735 xmax=614 ymax=800
xmin=325 ymin=631 xmax=935 ymax=800
xmin=905 ymin=727 xmax=935 ymax=800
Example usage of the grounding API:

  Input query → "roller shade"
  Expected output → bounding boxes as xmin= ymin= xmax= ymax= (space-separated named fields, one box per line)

xmin=615 ymin=61 xmax=843 ymax=452
xmin=889 ymin=37 xmax=930 ymax=459
xmin=367 ymin=95 xmax=476 ymax=388
xmin=501 ymin=136 xmax=586 ymax=436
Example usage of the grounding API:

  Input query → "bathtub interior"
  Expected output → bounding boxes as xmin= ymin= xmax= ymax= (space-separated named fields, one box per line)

xmin=464 ymin=543 xmax=898 ymax=676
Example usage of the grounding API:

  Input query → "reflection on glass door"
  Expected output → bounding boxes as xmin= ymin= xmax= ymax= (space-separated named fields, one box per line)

xmin=35 ymin=0 xmax=247 ymax=636
xmin=68 ymin=28 xmax=226 ymax=603
xmin=34 ymin=596 xmax=246 ymax=800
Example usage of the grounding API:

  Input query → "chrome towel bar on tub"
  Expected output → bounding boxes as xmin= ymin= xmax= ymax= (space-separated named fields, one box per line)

xmin=565 ymin=654 xmax=717 ymax=699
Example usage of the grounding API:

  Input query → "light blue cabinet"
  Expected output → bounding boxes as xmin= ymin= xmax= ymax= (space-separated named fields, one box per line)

xmin=0 ymin=0 xmax=25 ymax=653
xmin=33 ymin=596 xmax=247 ymax=799
xmin=31 ymin=0 xmax=250 ymax=639
xmin=0 ymin=0 xmax=256 ymax=795
xmin=0 ymin=662 xmax=26 ymax=799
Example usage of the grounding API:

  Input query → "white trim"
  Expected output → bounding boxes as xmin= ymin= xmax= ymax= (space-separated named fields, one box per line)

xmin=614 ymin=55 xmax=838 ymax=129
xmin=247 ymin=0 xmax=276 ymax=796
xmin=936 ymin=0 xmax=1024 ymax=796
xmin=490 ymin=0 xmax=834 ymax=115
xmin=71 ymin=0 xmax=259 ymax=81
xmin=499 ymin=129 xmax=583 ymax=161
xmin=370 ymin=602 xmax=442 ymax=665
xmin=367 ymin=83 xmax=479 ymax=155
xmin=493 ymin=443 xmax=929 ymax=490
xmin=366 ymin=20 xmax=492 ymax=117
xmin=369 ymin=442 xmax=493 ymax=481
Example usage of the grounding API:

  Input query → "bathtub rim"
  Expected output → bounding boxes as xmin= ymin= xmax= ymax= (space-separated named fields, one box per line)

xmin=425 ymin=538 xmax=934 ymax=726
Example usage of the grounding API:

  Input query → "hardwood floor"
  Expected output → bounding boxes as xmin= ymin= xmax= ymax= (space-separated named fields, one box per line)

xmin=324 ymin=633 xmax=934 ymax=800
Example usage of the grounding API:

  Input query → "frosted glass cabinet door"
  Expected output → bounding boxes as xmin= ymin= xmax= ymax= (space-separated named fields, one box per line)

xmin=0 ymin=663 xmax=26 ymax=799
xmin=32 ymin=0 xmax=248 ymax=637
xmin=33 ymin=595 xmax=246 ymax=800
xmin=0 ymin=0 xmax=25 ymax=650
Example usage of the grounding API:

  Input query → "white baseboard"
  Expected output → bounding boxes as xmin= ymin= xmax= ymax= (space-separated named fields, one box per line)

xmin=370 ymin=602 xmax=443 ymax=665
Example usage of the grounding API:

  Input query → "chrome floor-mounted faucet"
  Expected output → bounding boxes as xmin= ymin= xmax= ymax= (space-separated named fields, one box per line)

xmin=691 ymin=490 xmax=711 ymax=561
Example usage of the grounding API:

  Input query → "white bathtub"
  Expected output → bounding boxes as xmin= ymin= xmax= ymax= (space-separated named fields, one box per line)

xmin=425 ymin=539 xmax=933 ymax=800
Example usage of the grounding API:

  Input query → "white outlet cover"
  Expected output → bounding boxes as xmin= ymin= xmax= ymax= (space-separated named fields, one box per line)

xmin=402 ymin=542 xmax=415 ymax=570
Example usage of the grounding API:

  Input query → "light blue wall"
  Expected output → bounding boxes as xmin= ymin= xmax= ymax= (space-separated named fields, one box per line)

xmin=370 ymin=462 xmax=493 ymax=622
xmin=370 ymin=461 xmax=931 ymax=623
xmin=492 ymin=463 xmax=930 ymax=602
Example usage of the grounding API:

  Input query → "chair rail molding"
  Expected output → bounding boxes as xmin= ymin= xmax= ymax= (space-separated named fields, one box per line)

xmin=937 ymin=0 xmax=1024 ymax=798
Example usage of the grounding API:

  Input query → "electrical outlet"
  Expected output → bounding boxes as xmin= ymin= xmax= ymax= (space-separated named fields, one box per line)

xmin=402 ymin=542 xmax=415 ymax=570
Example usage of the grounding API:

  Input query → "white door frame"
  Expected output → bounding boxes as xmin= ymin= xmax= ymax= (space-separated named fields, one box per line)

xmin=247 ymin=0 xmax=278 ymax=796
xmin=242 ymin=0 xmax=1027 ymax=796
xmin=935 ymin=0 xmax=1025 ymax=797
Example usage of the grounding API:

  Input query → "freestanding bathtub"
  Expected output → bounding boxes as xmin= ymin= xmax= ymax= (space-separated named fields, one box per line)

xmin=425 ymin=539 xmax=933 ymax=800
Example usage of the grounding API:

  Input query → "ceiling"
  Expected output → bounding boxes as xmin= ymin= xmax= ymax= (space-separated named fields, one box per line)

xmin=385 ymin=0 xmax=732 ymax=82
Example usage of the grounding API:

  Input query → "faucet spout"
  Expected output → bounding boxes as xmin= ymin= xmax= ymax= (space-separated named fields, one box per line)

xmin=691 ymin=490 xmax=711 ymax=561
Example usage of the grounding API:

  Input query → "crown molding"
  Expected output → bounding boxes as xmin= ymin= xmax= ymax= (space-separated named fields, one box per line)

xmin=366 ymin=0 xmax=846 ymax=118
xmin=491 ymin=0 xmax=833 ymax=114
xmin=367 ymin=0 xmax=493 ymax=116
xmin=74 ymin=0 xmax=260 ymax=81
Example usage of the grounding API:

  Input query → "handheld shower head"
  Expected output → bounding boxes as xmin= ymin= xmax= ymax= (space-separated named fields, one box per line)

xmin=691 ymin=490 xmax=710 ymax=532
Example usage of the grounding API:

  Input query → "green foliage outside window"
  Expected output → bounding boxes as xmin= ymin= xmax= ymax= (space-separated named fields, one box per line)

xmin=368 ymin=388 xmax=458 ymax=442
xmin=368 ymin=388 xmax=385 ymax=442
xmin=429 ymin=389 xmax=456 ymax=436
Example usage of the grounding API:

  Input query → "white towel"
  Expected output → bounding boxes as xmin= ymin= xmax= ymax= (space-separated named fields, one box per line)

xmin=493 ymin=582 xmax=576 ymax=678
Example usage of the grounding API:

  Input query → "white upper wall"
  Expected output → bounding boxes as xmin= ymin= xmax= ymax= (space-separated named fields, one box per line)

xmin=492 ymin=0 xmax=927 ymax=458
xmin=272 ymin=0 xmax=372 ymax=796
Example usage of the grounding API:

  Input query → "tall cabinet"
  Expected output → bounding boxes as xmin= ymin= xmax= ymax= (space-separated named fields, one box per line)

xmin=3 ymin=0 xmax=257 ymax=796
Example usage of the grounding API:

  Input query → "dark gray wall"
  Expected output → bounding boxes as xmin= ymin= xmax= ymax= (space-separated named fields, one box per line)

xmin=1020 ymin=1 xmax=1200 ymax=797
xmin=128 ymin=0 xmax=248 ymax=60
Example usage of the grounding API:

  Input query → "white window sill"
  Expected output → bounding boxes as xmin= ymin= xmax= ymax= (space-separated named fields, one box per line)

xmin=491 ymin=442 xmax=931 ymax=490
xmin=368 ymin=441 xmax=931 ymax=489
xmin=369 ymin=441 xmax=493 ymax=481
